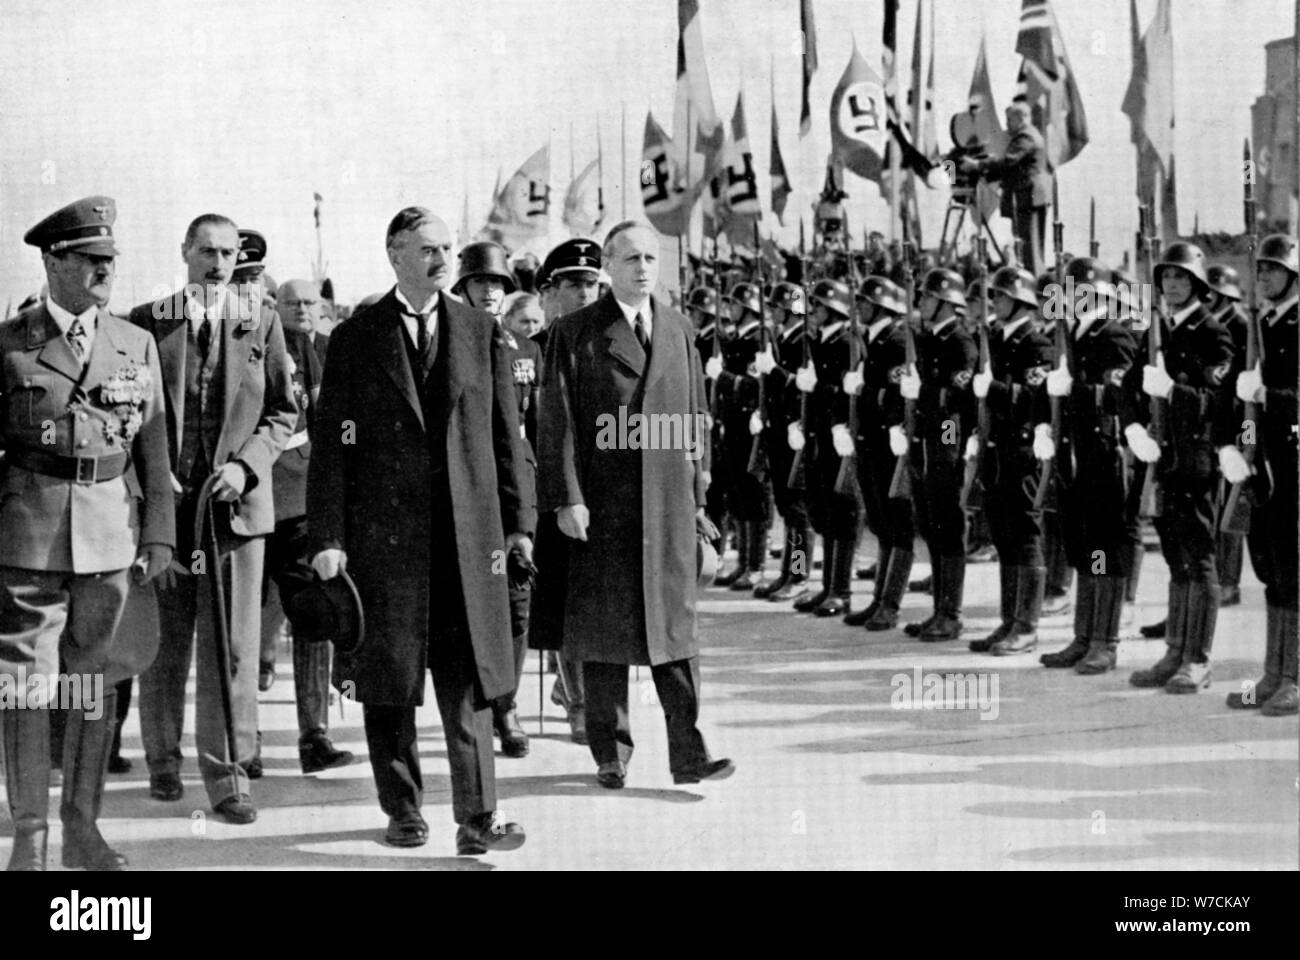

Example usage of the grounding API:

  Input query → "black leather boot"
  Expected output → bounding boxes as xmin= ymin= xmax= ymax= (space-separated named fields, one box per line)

xmin=920 ymin=556 xmax=966 ymax=641
xmin=844 ymin=542 xmax=885 ymax=625
xmin=731 ymin=521 xmax=767 ymax=591
xmin=1076 ymin=576 xmax=1124 ymax=674
xmin=61 ymin=693 xmax=128 ymax=870
xmin=865 ymin=549 xmax=913 ymax=631
xmin=713 ymin=521 xmax=747 ymax=587
xmin=904 ymin=562 xmax=940 ymax=636
xmin=755 ymin=525 xmax=795 ymax=598
xmin=1228 ymin=604 xmax=1285 ymax=708
xmin=792 ymin=537 xmax=833 ymax=612
xmin=1131 ymin=581 xmax=1189 ymax=687
xmin=4 ymin=709 xmax=50 ymax=871
xmin=971 ymin=562 xmax=1017 ymax=652
xmin=1261 ymin=608 xmax=1298 ymax=717
xmin=992 ymin=565 xmax=1045 ymax=655
xmin=1042 ymin=574 xmax=1095 ymax=667
xmin=813 ymin=537 xmax=856 ymax=617
xmin=1166 ymin=581 xmax=1218 ymax=694
xmin=769 ymin=526 xmax=813 ymax=601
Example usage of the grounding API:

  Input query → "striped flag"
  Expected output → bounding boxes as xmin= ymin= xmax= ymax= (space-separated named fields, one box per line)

xmin=799 ymin=0 xmax=818 ymax=137
xmin=1015 ymin=0 xmax=1089 ymax=169
xmin=771 ymin=74 xmax=791 ymax=224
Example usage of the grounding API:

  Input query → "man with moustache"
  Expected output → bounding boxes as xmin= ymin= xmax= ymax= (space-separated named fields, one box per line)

xmin=130 ymin=214 xmax=296 ymax=823
xmin=538 ymin=220 xmax=733 ymax=789
xmin=1 ymin=197 xmax=174 ymax=871
xmin=308 ymin=209 xmax=533 ymax=854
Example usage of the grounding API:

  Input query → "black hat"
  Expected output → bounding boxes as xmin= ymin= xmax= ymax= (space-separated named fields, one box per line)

xmin=287 ymin=571 xmax=366 ymax=655
xmin=541 ymin=238 xmax=602 ymax=286
xmin=453 ymin=240 xmax=516 ymax=295
xmin=233 ymin=229 xmax=267 ymax=278
xmin=24 ymin=196 xmax=119 ymax=257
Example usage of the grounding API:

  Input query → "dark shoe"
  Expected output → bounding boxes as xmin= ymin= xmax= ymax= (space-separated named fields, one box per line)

xmin=904 ymin=614 xmax=936 ymax=637
xmin=61 ymin=823 xmax=127 ymax=871
xmin=729 ymin=569 xmax=759 ymax=591
xmin=1261 ymin=684 xmax=1299 ymax=717
xmin=569 ymin=708 xmax=588 ymax=746
xmin=213 ymin=796 xmax=258 ymax=824
xmin=673 ymin=758 xmax=736 ymax=785
xmin=791 ymin=586 xmax=830 ymax=611
xmin=1041 ymin=638 xmax=1090 ymax=668
xmin=456 ymin=812 xmax=525 ymax=855
xmin=258 ymin=660 xmax=276 ymax=692
xmin=769 ymin=576 xmax=808 ymax=601
xmin=855 ymin=563 xmax=878 ymax=581
xmin=990 ymin=630 xmax=1037 ymax=655
xmin=596 ymin=760 xmax=627 ymax=789
xmin=1139 ymin=618 xmax=1167 ymax=639
xmin=1075 ymin=640 xmax=1118 ymax=674
xmin=843 ymin=600 xmax=880 ymax=626
xmin=712 ymin=522 xmax=747 ymax=587
xmin=107 ymin=754 xmax=132 ymax=774
xmin=864 ymin=607 xmax=899 ymax=631
xmin=753 ymin=573 xmax=787 ymax=599
xmin=300 ymin=735 xmax=355 ymax=773
xmin=1220 ymin=585 xmax=1241 ymax=607
xmin=969 ymin=624 xmax=1010 ymax=653
xmin=1130 ymin=644 xmax=1186 ymax=688
xmin=812 ymin=538 xmax=856 ymax=617
xmin=241 ymin=755 xmax=263 ymax=780
xmin=1228 ymin=605 xmax=1285 ymax=709
xmin=5 ymin=822 xmax=47 ymax=872
xmin=385 ymin=809 xmax=428 ymax=847
xmin=493 ymin=710 xmax=530 ymax=759
xmin=1165 ymin=660 xmax=1212 ymax=694
xmin=149 ymin=773 xmax=183 ymax=802
xmin=812 ymin=594 xmax=851 ymax=617
xmin=908 ymin=574 xmax=932 ymax=593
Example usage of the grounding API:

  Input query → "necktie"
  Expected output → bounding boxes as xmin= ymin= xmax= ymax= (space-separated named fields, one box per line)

xmin=634 ymin=312 xmax=649 ymax=352
xmin=67 ymin=318 xmax=87 ymax=361
xmin=197 ymin=318 xmax=213 ymax=361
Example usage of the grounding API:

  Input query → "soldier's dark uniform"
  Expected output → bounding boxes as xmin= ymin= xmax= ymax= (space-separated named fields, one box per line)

xmin=791 ymin=279 xmax=863 ymax=617
xmin=1206 ymin=265 xmax=1249 ymax=608
xmin=903 ymin=269 xmax=978 ymax=641
xmin=689 ymin=286 xmax=730 ymax=543
xmin=1034 ymin=269 xmax=1076 ymax=614
xmin=1227 ymin=235 xmax=1298 ymax=715
xmin=753 ymin=282 xmax=812 ymax=601
xmin=846 ymin=277 xmax=916 ymax=630
xmin=712 ymin=283 xmax=772 ymax=590
xmin=969 ymin=267 xmax=1054 ymax=656
xmin=1126 ymin=243 xmax=1236 ymax=693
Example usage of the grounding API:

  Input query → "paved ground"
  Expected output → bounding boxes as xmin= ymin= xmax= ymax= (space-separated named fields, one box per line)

xmin=3 ymin=541 xmax=1296 ymax=871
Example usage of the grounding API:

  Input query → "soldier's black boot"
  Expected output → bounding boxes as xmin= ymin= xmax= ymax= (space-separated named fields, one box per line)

xmin=920 ymin=556 xmax=965 ymax=641
xmin=1261 ymin=608 xmax=1298 ymax=717
xmin=1131 ymin=581 xmax=1189 ymax=687
xmin=731 ymin=521 xmax=767 ymax=591
xmin=755 ymin=525 xmax=795 ymax=598
xmin=1042 ymin=574 xmax=1095 ymax=667
xmin=4 ymin=709 xmax=50 ymax=871
xmin=1166 ymin=581 xmax=1218 ymax=694
xmin=904 ymin=563 xmax=940 ymax=636
xmin=712 ymin=521 xmax=747 ymax=587
xmin=1228 ymin=604 xmax=1285 ymax=708
xmin=971 ymin=562 xmax=1017 ymax=652
xmin=813 ymin=538 xmax=856 ymax=617
xmin=770 ymin=526 xmax=813 ymax=601
xmin=1140 ymin=618 xmax=1167 ymax=638
xmin=992 ymin=566 xmax=1045 ymax=655
xmin=792 ymin=536 xmax=833 ymax=612
xmin=865 ymin=549 xmax=913 ymax=631
xmin=844 ymin=540 xmax=887 ymax=625
xmin=1077 ymin=575 xmax=1124 ymax=674
xmin=60 ymin=692 xmax=127 ymax=870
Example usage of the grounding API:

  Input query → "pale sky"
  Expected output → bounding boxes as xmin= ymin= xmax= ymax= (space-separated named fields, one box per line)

xmin=0 ymin=0 xmax=1291 ymax=310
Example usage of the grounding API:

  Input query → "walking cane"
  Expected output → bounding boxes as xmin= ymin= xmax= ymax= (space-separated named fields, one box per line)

xmin=193 ymin=472 xmax=240 ymax=771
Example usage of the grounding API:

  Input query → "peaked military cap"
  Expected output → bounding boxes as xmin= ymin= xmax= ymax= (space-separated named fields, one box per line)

xmin=24 ymin=195 xmax=119 ymax=256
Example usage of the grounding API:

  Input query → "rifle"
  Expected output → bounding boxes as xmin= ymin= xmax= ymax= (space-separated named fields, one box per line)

xmin=1138 ymin=203 xmax=1165 ymax=518
xmin=961 ymin=232 xmax=991 ymax=510
xmin=709 ymin=238 xmax=725 ymax=427
xmin=1034 ymin=179 xmax=1070 ymax=510
xmin=1088 ymin=197 xmax=1099 ymax=258
xmin=787 ymin=220 xmax=811 ymax=489
xmin=833 ymin=228 xmax=863 ymax=495
xmin=747 ymin=222 xmax=769 ymax=479
xmin=1220 ymin=138 xmax=1270 ymax=532
xmin=887 ymin=238 xmax=918 ymax=500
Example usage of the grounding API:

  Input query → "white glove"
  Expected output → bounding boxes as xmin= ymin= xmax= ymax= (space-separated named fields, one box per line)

xmin=1032 ymin=423 xmax=1055 ymax=461
xmin=1124 ymin=423 xmax=1161 ymax=464
xmin=831 ymin=423 xmax=855 ymax=457
xmin=787 ymin=422 xmax=805 ymax=451
xmin=754 ymin=346 xmax=777 ymax=375
xmin=964 ymin=433 xmax=981 ymax=460
xmin=704 ymin=354 xmax=724 ymax=380
xmin=842 ymin=362 xmax=864 ymax=396
xmin=972 ymin=364 xmax=993 ymax=399
xmin=749 ymin=411 xmax=764 ymax=436
xmin=899 ymin=365 xmax=921 ymax=400
xmin=889 ymin=425 xmax=908 ymax=457
xmin=1218 ymin=445 xmax=1251 ymax=484
xmin=795 ymin=363 xmax=818 ymax=393
xmin=1142 ymin=354 xmax=1174 ymax=399
xmin=311 ymin=549 xmax=347 ymax=580
xmin=1046 ymin=356 xmax=1073 ymax=397
xmin=1236 ymin=364 xmax=1263 ymax=404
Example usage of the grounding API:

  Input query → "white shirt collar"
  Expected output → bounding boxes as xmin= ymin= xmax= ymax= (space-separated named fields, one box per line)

xmin=394 ymin=286 xmax=440 ymax=317
xmin=614 ymin=296 xmax=653 ymax=339
xmin=1074 ymin=302 xmax=1109 ymax=338
xmin=1265 ymin=293 xmax=1298 ymax=324
xmin=1000 ymin=315 xmax=1031 ymax=339
xmin=1169 ymin=301 xmax=1199 ymax=329
xmin=866 ymin=317 xmax=892 ymax=343
xmin=46 ymin=297 xmax=97 ymax=352
xmin=928 ymin=316 xmax=956 ymax=336
xmin=820 ymin=320 xmax=845 ymax=342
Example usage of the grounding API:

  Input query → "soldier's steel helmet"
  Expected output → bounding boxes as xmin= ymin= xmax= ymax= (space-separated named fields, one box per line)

xmin=809 ymin=278 xmax=852 ymax=318
xmin=1257 ymin=234 xmax=1299 ymax=275
xmin=1206 ymin=264 xmax=1244 ymax=301
xmin=727 ymin=281 xmax=763 ymax=316
xmin=1153 ymin=241 xmax=1209 ymax=291
xmin=990 ymin=266 xmax=1038 ymax=308
xmin=858 ymin=276 xmax=905 ymax=315
xmin=920 ymin=268 xmax=968 ymax=308
xmin=768 ymin=281 xmax=806 ymax=315
xmin=453 ymin=241 xmax=516 ymax=295
xmin=1064 ymin=256 xmax=1116 ymax=299
xmin=687 ymin=285 xmax=719 ymax=317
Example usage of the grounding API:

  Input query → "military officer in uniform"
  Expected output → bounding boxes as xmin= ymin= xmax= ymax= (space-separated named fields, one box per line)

xmin=1223 ymin=235 xmax=1298 ymax=716
xmin=452 ymin=241 xmax=538 ymax=758
xmin=900 ymin=269 xmax=978 ymax=641
xmin=1 ymin=197 xmax=174 ymax=870
xmin=1038 ymin=258 xmax=1139 ymax=673
xmin=1126 ymin=243 xmax=1235 ymax=693
xmin=130 ymin=214 xmax=297 ymax=822
xmin=968 ymin=267 xmax=1055 ymax=655
xmin=752 ymin=281 xmax=813 ymax=601
xmin=842 ymin=276 xmax=915 ymax=630
xmin=790 ymin=279 xmax=862 ymax=617
xmin=1206 ymin=264 xmax=1249 ymax=609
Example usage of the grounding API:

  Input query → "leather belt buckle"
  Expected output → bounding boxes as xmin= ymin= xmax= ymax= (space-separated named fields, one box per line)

xmin=74 ymin=455 xmax=98 ymax=485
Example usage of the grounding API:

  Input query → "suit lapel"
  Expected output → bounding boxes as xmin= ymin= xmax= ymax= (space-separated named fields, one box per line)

xmin=602 ymin=295 xmax=645 ymax=378
xmin=433 ymin=297 xmax=465 ymax=426
xmin=642 ymin=299 xmax=679 ymax=394
xmin=80 ymin=308 xmax=129 ymax=392
xmin=32 ymin=306 xmax=84 ymax=382
xmin=154 ymin=294 xmax=189 ymax=454
xmin=372 ymin=292 xmax=425 ymax=430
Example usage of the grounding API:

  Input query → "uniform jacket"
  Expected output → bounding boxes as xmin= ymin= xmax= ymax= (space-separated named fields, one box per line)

xmin=502 ymin=326 xmax=541 ymax=461
xmin=1255 ymin=296 xmax=1299 ymax=483
xmin=270 ymin=329 xmax=322 ymax=523
xmin=0 ymin=304 xmax=175 ymax=572
xmin=308 ymin=290 xmax=535 ymax=706
xmin=537 ymin=291 xmax=707 ymax=666
xmin=128 ymin=292 xmax=297 ymax=537
xmin=985 ymin=315 xmax=1053 ymax=448
xmin=982 ymin=125 xmax=1054 ymax=215
xmin=857 ymin=318 xmax=909 ymax=449
xmin=913 ymin=317 xmax=978 ymax=440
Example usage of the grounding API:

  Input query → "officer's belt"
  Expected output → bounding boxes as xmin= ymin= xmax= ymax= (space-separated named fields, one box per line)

xmin=284 ymin=431 xmax=309 ymax=452
xmin=7 ymin=446 xmax=129 ymax=484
